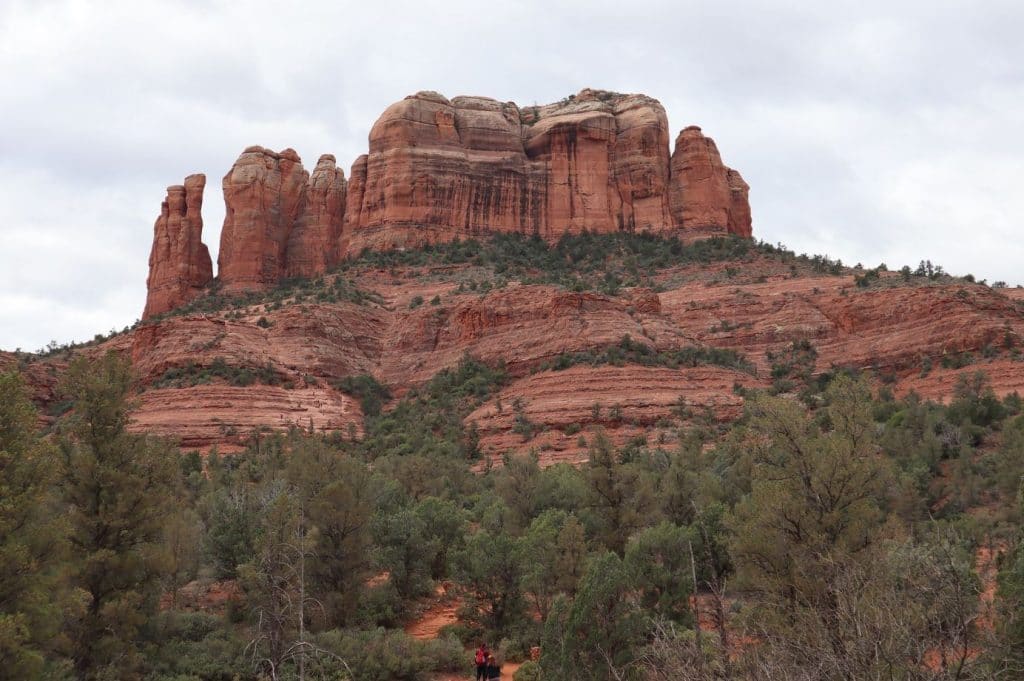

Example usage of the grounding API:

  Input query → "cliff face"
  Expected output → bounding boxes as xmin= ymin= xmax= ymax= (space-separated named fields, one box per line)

xmin=669 ymin=126 xmax=752 ymax=237
xmin=142 ymin=89 xmax=751 ymax=316
xmin=288 ymin=154 xmax=347 ymax=279
xmin=216 ymin=146 xmax=310 ymax=293
xmin=119 ymin=255 xmax=1024 ymax=457
xmin=143 ymin=175 xmax=213 ymax=318
xmin=345 ymin=89 xmax=729 ymax=252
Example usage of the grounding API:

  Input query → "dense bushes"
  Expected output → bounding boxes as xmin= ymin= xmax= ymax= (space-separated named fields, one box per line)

xmin=5 ymin=349 xmax=1024 ymax=680
xmin=331 ymin=373 xmax=392 ymax=417
xmin=537 ymin=334 xmax=755 ymax=375
xmin=350 ymin=231 xmax=759 ymax=294
xmin=153 ymin=356 xmax=289 ymax=389
xmin=312 ymin=628 xmax=466 ymax=680
xmin=147 ymin=273 xmax=384 ymax=322
xmin=356 ymin=355 xmax=507 ymax=460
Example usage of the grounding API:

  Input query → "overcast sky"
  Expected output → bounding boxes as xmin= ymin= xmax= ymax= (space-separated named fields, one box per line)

xmin=1 ymin=0 xmax=1022 ymax=351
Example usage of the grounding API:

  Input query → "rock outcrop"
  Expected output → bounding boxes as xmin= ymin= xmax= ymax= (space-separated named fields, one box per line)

xmin=344 ymin=89 xmax=717 ymax=252
xmin=669 ymin=126 xmax=752 ymax=237
xmin=217 ymin=146 xmax=310 ymax=292
xmin=130 ymin=384 xmax=364 ymax=449
xmin=143 ymin=175 xmax=213 ymax=318
xmin=287 ymin=154 xmax=346 ymax=278
xmin=32 ymin=244 xmax=1024 ymax=458
xmin=144 ymin=89 xmax=752 ymax=308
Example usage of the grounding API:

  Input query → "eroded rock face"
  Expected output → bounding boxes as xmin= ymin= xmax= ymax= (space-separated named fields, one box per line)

xmin=345 ymin=92 xmax=544 ymax=251
xmin=287 ymin=154 xmax=347 ymax=278
xmin=344 ymin=89 xmax=690 ymax=251
xmin=36 ymin=246 xmax=1024 ymax=458
xmin=669 ymin=126 xmax=752 ymax=237
xmin=144 ymin=89 xmax=752 ymax=313
xmin=143 ymin=175 xmax=213 ymax=319
xmin=217 ymin=146 xmax=309 ymax=292
xmin=122 ymin=262 xmax=1024 ymax=457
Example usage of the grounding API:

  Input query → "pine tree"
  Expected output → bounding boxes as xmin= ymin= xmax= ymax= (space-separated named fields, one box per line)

xmin=57 ymin=353 xmax=179 ymax=680
xmin=0 ymin=372 xmax=65 ymax=680
xmin=584 ymin=431 xmax=657 ymax=555
xmin=540 ymin=551 xmax=643 ymax=681
xmin=727 ymin=374 xmax=894 ymax=667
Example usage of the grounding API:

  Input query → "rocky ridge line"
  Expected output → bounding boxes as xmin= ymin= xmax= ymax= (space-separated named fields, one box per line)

xmin=143 ymin=88 xmax=751 ymax=317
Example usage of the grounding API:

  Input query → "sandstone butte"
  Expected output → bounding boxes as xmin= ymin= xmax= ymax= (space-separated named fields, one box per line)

xmin=9 ymin=88 xmax=1024 ymax=463
xmin=143 ymin=88 xmax=751 ymax=316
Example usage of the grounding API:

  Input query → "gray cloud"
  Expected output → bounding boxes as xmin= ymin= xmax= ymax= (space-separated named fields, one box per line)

xmin=2 ymin=0 xmax=1021 ymax=350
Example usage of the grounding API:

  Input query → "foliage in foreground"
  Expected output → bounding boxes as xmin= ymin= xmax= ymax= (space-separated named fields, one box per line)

xmin=2 ymin=352 xmax=1024 ymax=679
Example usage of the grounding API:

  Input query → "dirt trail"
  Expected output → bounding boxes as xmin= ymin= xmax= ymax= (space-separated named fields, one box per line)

xmin=408 ymin=589 xmax=522 ymax=680
xmin=431 ymin=663 xmax=520 ymax=681
xmin=975 ymin=541 xmax=1006 ymax=632
xmin=405 ymin=599 xmax=460 ymax=640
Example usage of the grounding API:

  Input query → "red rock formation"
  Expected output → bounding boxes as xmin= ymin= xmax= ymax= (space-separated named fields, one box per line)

xmin=24 ymin=245 xmax=1024 ymax=458
xmin=143 ymin=175 xmax=213 ymax=318
xmin=346 ymin=92 xmax=546 ymax=251
xmin=344 ymin=89 xmax=737 ymax=251
xmin=124 ymin=254 xmax=1024 ymax=455
xmin=466 ymin=365 xmax=763 ymax=467
xmin=610 ymin=96 xmax=674 ymax=233
xmin=143 ymin=90 xmax=752 ymax=315
xmin=669 ymin=126 xmax=752 ymax=237
xmin=130 ymin=384 xmax=363 ymax=450
xmin=217 ymin=146 xmax=309 ymax=292
xmin=287 ymin=154 xmax=346 ymax=278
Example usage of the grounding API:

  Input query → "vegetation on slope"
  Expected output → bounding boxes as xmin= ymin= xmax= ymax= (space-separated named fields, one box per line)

xmin=535 ymin=334 xmax=755 ymax=375
xmin=4 ymin=348 xmax=1024 ymax=680
xmin=16 ymin=231 xmax=1012 ymax=365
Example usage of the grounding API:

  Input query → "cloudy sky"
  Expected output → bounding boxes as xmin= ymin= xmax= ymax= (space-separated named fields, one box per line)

xmin=1 ymin=0 xmax=1022 ymax=351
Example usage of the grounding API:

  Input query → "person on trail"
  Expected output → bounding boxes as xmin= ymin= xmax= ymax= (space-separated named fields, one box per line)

xmin=474 ymin=643 xmax=489 ymax=681
xmin=486 ymin=653 xmax=501 ymax=680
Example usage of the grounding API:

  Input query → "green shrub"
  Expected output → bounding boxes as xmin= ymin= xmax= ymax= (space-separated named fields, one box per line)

xmin=152 ymin=357 xmax=286 ymax=389
xmin=514 ymin=660 xmax=542 ymax=681
xmin=358 ymin=355 xmax=508 ymax=460
xmin=332 ymin=373 xmax=391 ymax=417
xmin=313 ymin=628 xmax=466 ymax=681
xmin=537 ymin=335 xmax=754 ymax=375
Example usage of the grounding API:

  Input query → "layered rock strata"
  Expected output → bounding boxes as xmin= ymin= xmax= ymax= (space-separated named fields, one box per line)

xmin=344 ymin=89 xmax=743 ymax=252
xmin=144 ymin=89 xmax=751 ymax=316
xmin=216 ymin=146 xmax=310 ymax=293
xmin=143 ymin=175 xmax=213 ymax=318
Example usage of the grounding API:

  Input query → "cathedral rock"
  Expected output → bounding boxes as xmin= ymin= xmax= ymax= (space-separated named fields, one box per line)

xmin=143 ymin=89 xmax=752 ymax=318
xmin=143 ymin=174 xmax=213 ymax=318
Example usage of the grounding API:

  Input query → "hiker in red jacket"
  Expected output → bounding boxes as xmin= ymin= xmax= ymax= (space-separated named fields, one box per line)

xmin=474 ymin=642 xmax=489 ymax=681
